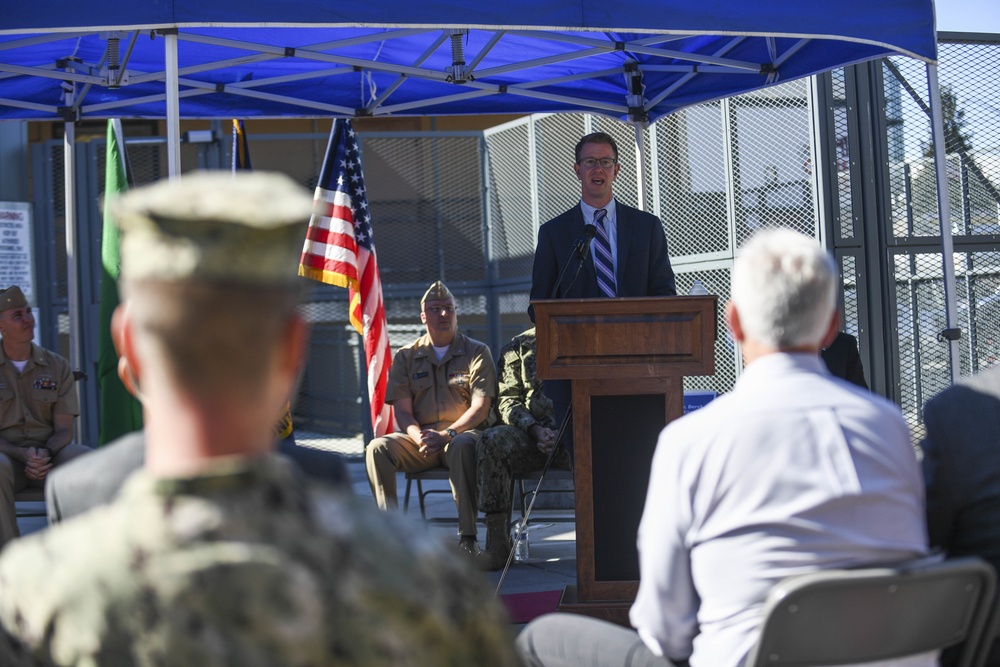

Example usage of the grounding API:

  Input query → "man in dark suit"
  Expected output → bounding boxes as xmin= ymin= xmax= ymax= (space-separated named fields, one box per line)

xmin=920 ymin=365 xmax=1000 ymax=666
xmin=821 ymin=331 xmax=868 ymax=389
xmin=529 ymin=131 xmax=676 ymax=317
xmin=528 ymin=132 xmax=676 ymax=457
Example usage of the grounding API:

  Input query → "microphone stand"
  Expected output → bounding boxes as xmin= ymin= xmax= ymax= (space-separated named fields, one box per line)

xmin=497 ymin=224 xmax=594 ymax=595
xmin=549 ymin=224 xmax=596 ymax=299
xmin=494 ymin=404 xmax=573 ymax=597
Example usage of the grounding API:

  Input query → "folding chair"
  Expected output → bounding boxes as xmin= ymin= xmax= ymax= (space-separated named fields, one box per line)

xmin=971 ymin=587 xmax=1000 ymax=667
xmin=402 ymin=467 xmax=453 ymax=523
xmin=744 ymin=556 xmax=996 ymax=667
xmin=513 ymin=468 xmax=575 ymax=527
xmin=14 ymin=486 xmax=47 ymax=519
xmin=403 ymin=467 xmax=578 ymax=528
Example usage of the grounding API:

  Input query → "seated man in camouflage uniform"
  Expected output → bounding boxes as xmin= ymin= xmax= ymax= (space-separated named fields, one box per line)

xmin=477 ymin=327 xmax=571 ymax=570
xmin=0 ymin=172 xmax=520 ymax=667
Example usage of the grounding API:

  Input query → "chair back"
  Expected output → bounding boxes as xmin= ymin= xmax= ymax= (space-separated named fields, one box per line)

xmin=744 ymin=557 xmax=996 ymax=667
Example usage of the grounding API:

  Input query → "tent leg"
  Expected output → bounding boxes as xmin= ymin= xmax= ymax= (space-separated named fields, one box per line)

xmin=165 ymin=31 xmax=181 ymax=179
xmin=927 ymin=63 xmax=961 ymax=385
xmin=63 ymin=120 xmax=84 ymax=443
xmin=633 ymin=123 xmax=649 ymax=212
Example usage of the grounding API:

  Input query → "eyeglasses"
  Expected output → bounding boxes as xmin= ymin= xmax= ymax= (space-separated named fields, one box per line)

xmin=577 ymin=158 xmax=617 ymax=169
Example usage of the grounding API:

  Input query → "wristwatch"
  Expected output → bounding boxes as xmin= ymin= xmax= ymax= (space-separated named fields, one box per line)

xmin=446 ymin=428 xmax=458 ymax=440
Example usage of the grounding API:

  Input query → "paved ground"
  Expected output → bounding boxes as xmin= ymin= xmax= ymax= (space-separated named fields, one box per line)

xmin=341 ymin=454 xmax=578 ymax=599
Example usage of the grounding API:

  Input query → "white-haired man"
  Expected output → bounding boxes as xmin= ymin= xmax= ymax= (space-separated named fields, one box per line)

xmin=517 ymin=228 xmax=929 ymax=667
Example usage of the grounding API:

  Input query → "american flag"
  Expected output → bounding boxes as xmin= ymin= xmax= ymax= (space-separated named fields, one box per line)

xmin=299 ymin=120 xmax=394 ymax=437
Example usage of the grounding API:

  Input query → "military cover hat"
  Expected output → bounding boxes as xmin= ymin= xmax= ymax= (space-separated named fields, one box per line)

xmin=109 ymin=171 xmax=315 ymax=285
xmin=0 ymin=285 xmax=27 ymax=312
xmin=421 ymin=280 xmax=454 ymax=307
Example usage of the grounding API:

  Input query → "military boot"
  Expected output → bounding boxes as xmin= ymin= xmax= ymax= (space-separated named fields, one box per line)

xmin=478 ymin=512 xmax=514 ymax=571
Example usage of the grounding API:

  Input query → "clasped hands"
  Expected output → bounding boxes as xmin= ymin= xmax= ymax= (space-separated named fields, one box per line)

xmin=22 ymin=447 xmax=53 ymax=481
xmin=528 ymin=424 xmax=557 ymax=454
xmin=417 ymin=429 xmax=450 ymax=457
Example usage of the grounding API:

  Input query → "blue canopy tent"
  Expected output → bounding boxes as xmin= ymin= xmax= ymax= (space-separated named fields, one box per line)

xmin=0 ymin=1 xmax=938 ymax=126
xmin=0 ymin=0 xmax=961 ymax=401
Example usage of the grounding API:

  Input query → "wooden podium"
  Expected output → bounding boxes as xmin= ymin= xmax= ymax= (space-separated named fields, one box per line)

xmin=532 ymin=296 xmax=717 ymax=624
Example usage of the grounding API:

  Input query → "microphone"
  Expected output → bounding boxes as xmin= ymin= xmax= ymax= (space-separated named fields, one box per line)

xmin=551 ymin=224 xmax=599 ymax=299
xmin=578 ymin=224 xmax=597 ymax=259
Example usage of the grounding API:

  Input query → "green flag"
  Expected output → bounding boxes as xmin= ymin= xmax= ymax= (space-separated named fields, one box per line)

xmin=97 ymin=119 xmax=143 ymax=445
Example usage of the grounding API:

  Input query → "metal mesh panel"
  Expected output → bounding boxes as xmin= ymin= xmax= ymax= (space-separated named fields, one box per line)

xmin=675 ymin=270 xmax=736 ymax=395
xmin=656 ymin=105 xmax=730 ymax=257
xmin=534 ymin=114 xmax=588 ymax=224
xmin=484 ymin=122 xmax=536 ymax=281
xmin=831 ymin=70 xmax=857 ymax=240
xmin=883 ymin=39 xmax=1000 ymax=421
xmin=594 ymin=116 xmax=640 ymax=209
xmin=838 ymin=253 xmax=873 ymax=387
xmin=731 ymin=79 xmax=816 ymax=245
xmin=936 ymin=42 xmax=1000 ymax=239
xmin=840 ymin=254 xmax=862 ymax=336
xmin=360 ymin=135 xmax=485 ymax=285
xmin=296 ymin=304 xmax=363 ymax=434
xmin=95 ymin=142 xmax=167 ymax=188
xmin=48 ymin=144 xmax=68 ymax=301
xmin=496 ymin=290 xmax=535 ymax=344
xmin=893 ymin=252 xmax=953 ymax=432
xmin=957 ymin=250 xmax=1000 ymax=376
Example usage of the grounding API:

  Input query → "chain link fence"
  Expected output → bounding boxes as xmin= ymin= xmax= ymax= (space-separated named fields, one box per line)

xmin=885 ymin=36 xmax=1000 ymax=433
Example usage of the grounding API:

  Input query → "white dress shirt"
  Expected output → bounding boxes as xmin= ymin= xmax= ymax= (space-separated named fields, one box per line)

xmin=629 ymin=353 xmax=930 ymax=667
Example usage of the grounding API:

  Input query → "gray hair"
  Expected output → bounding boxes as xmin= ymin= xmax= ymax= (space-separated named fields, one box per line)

xmin=731 ymin=228 xmax=837 ymax=349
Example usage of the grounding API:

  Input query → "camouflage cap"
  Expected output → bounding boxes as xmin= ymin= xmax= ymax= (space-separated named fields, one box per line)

xmin=0 ymin=285 xmax=27 ymax=312
xmin=420 ymin=280 xmax=454 ymax=307
xmin=109 ymin=171 xmax=315 ymax=285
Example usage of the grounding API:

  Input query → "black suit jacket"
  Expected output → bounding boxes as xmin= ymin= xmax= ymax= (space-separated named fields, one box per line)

xmin=821 ymin=332 xmax=868 ymax=389
xmin=528 ymin=200 xmax=676 ymax=321
xmin=921 ymin=366 xmax=1000 ymax=666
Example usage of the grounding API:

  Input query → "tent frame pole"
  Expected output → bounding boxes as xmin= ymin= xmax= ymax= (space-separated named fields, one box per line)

xmin=926 ymin=63 xmax=961 ymax=385
xmin=633 ymin=123 xmax=649 ymax=211
xmin=164 ymin=30 xmax=181 ymax=178
xmin=62 ymin=71 xmax=85 ymax=443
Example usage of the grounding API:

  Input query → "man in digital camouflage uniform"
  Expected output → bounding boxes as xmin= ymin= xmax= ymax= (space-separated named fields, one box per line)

xmin=366 ymin=280 xmax=496 ymax=558
xmin=0 ymin=171 xmax=520 ymax=667
xmin=0 ymin=285 xmax=89 ymax=547
xmin=477 ymin=327 xmax=571 ymax=570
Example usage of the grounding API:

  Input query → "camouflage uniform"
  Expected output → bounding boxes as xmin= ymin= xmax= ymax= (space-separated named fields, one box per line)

xmin=477 ymin=328 xmax=570 ymax=515
xmin=0 ymin=455 xmax=522 ymax=667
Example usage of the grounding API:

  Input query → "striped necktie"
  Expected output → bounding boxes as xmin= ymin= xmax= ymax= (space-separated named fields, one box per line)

xmin=593 ymin=208 xmax=616 ymax=297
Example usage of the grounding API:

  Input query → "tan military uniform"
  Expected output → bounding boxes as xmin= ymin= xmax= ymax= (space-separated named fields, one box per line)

xmin=0 ymin=342 xmax=78 ymax=447
xmin=366 ymin=332 xmax=496 ymax=536
xmin=0 ymin=342 xmax=87 ymax=545
xmin=477 ymin=328 xmax=570 ymax=514
xmin=0 ymin=456 xmax=521 ymax=667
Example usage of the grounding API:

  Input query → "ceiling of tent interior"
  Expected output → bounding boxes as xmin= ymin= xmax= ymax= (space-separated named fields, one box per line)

xmin=0 ymin=0 xmax=937 ymax=122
